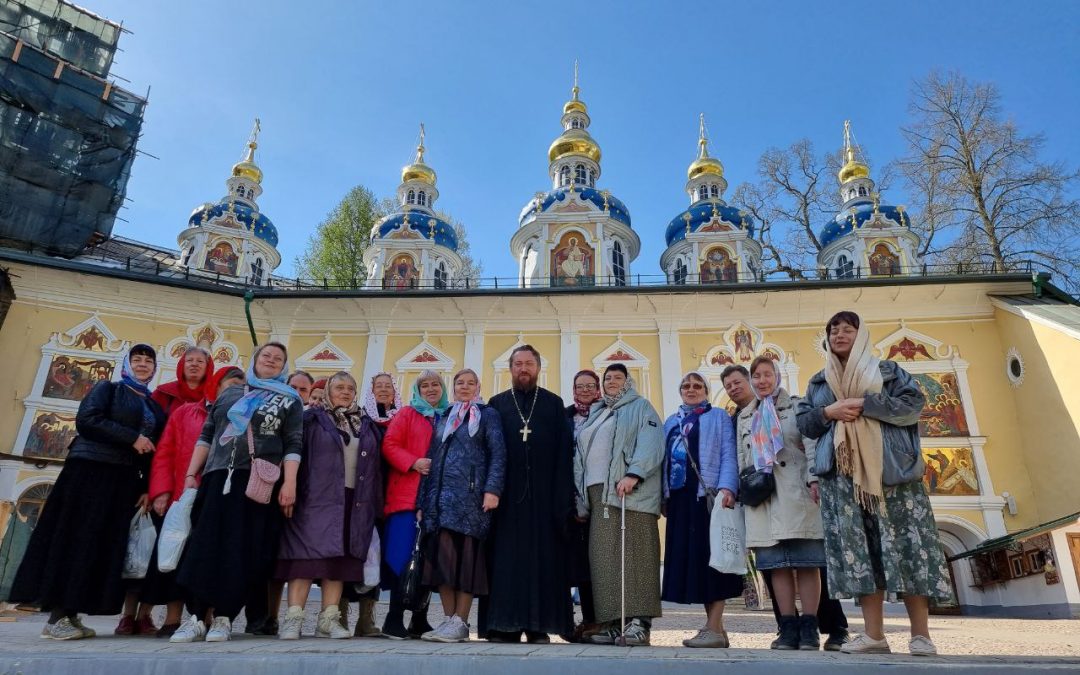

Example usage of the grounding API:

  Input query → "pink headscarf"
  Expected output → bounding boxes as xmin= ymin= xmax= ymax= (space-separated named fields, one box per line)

xmin=442 ymin=368 xmax=483 ymax=442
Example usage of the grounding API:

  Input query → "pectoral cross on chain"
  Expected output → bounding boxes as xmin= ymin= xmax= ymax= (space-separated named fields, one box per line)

xmin=520 ymin=425 xmax=532 ymax=442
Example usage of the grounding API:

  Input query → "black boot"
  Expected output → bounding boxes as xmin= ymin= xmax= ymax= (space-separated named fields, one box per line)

xmin=407 ymin=605 xmax=433 ymax=639
xmin=381 ymin=588 xmax=408 ymax=640
xmin=770 ymin=616 xmax=800 ymax=650
xmin=798 ymin=615 xmax=820 ymax=651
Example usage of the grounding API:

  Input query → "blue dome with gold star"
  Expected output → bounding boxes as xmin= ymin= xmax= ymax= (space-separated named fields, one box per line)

xmin=518 ymin=186 xmax=631 ymax=228
xmin=375 ymin=211 xmax=458 ymax=251
xmin=188 ymin=199 xmax=278 ymax=247
xmin=665 ymin=200 xmax=753 ymax=246
xmin=819 ymin=202 xmax=909 ymax=249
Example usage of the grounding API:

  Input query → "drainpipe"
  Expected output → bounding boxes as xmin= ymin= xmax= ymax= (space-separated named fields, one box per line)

xmin=243 ymin=290 xmax=258 ymax=346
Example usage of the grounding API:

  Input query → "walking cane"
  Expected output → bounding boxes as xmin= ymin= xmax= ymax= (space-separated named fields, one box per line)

xmin=617 ymin=493 xmax=627 ymax=647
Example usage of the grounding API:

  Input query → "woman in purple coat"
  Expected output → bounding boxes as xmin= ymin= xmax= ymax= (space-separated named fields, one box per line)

xmin=276 ymin=371 xmax=382 ymax=640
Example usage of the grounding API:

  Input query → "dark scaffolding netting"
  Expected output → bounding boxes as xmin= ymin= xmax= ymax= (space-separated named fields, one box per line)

xmin=0 ymin=30 xmax=144 ymax=257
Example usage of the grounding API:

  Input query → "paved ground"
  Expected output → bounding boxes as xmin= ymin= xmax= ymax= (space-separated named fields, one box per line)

xmin=1 ymin=598 xmax=1078 ymax=674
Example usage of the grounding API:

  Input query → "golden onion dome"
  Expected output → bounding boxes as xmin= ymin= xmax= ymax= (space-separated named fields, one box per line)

xmin=688 ymin=155 xmax=724 ymax=181
xmin=231 ymin=142 xmax=263 ymax=184
xmin=401 ymin=160 xmax=437 ymax=186
xmin=548 ymin=128 xmax=601 ymax=164
xmin=838 ymin=158 xmax=870 ymax=184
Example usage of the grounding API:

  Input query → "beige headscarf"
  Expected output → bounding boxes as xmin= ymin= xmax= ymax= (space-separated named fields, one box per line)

xmin=825 ymin=321 xmax=885 ymax=511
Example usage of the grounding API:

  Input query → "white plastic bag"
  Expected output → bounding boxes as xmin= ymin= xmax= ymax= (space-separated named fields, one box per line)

xmin=708 ymin=502 xmax=748 ymax=575
xmin=122 ymin=509 xmax=157 ymax=579
xmin=156 ymin=488 xmax=198 ymax=573
xmin=356 ymin=527 xmax=381 ymax=594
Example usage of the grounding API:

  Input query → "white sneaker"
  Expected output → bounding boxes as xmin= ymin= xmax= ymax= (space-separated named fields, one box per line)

xmin=426 ymin=615 xmax=469 ymax=643
xmin=841 ymin=633 xmax=891 ymax=654
xmin=205 ymin=616 xmax=232 ymax=642
xmin=169 ymin=616 xmax=207 ymax=643
xmin=422 ymin=617 xmax=452 ymax=641
xmin=315 ymin=606 xmax=351 ymax=639
xmin=909 ymin=635 xmax=938 ymax=656
xmin=42 ymin=617 xmax=89 ymax=641
xmin=279 ymin=605 xmax=304 ymax=640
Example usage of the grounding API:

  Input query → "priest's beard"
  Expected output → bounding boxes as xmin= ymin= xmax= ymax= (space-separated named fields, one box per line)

xmin=513 ymin=371 xmax=538 ymax=392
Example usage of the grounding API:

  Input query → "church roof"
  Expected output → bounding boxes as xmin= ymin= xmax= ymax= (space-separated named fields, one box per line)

xmin=819 ymin=201 xmax=908 ymax=249
xmin=665 ymin=200 xmax=753 ymax=246
xmin=188 ymin=199 xmax=278 ymax=247
xmin=375 ymin=211 xmax=458 ymax=251
xmin=518 ymin=186 xmax=631 ymax=228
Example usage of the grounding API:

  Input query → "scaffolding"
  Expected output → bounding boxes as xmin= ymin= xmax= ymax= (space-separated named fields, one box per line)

xmin=0 ymin=0 xmax=144 ymax=257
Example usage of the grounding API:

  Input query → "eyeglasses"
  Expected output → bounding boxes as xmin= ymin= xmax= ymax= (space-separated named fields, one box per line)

xmin=574 ymin=384 xmax=597 ymax=391
xmin=680 ymin=383 xmax=706 ymax=390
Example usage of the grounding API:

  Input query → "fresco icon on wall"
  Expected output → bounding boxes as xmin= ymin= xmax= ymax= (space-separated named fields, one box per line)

xmin=551 ymin=231 xmax=594 ymax=286
xmin=24 ymin=411 xmax=78 ymax=460
xmin=913 ymin=372 xmax=970 ymax=437
xmin=922 ymin=447 xmax=980 ymax=496
xmin=204 ymin=241 xmax=239 ymax=275
xmin=41 ymin=356 xmax=112 ymax=400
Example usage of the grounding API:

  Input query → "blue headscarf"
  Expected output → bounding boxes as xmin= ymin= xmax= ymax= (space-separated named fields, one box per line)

xmin=120 ymin=345 xmax=157 ymax=397
xmin=219 ymin=345 xmax=301 ymax=444
xmin=667 ymin=402 xmax=711 ymax=490
xmin=409 ymin=375 xmax=449 ymax=419
xmin=121 ymin=345 xmax=158 ymax=429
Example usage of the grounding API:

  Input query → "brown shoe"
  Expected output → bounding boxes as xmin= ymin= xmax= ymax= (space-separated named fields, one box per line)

xmin=354 ymin=597 xmax=382 ymax=637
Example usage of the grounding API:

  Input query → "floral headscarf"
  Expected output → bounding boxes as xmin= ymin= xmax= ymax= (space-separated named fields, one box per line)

xmin=327 ymin=373 xmax=365 ymax=438
xmin=362 ymin=372 xmax=402 ymax=426
xmin=749 ymin=361 xmax=783 ymax=473
xmin=442 ymin=369 xmax=484 ymax=442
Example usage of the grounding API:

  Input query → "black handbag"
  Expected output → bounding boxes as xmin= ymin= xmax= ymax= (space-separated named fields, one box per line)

xmin=739 ymin=465 xmax=776 ymax=508
xmin=398 ymin=521 xmax=431 ymax=612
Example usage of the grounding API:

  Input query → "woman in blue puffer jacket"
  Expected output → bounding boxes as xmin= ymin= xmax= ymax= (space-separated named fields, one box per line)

xmin=417 ymin=368 xmax=507 ymax=643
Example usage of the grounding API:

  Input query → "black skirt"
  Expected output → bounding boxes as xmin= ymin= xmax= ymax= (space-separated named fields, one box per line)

xmin=176 ymin=469 xmax=282 ymax=620
xmin=7 ymin=458 xmax=141 ymax=615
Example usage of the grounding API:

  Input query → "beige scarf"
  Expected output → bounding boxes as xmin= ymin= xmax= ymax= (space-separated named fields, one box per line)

xmin=825 ymin=322 xmax=885 ymax=511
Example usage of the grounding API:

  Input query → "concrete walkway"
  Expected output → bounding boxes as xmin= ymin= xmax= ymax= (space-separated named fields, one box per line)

xmin=2 ymin=603 xmax=1078 ymax=675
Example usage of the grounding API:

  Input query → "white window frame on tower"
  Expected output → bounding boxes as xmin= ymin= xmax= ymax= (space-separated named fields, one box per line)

xmin=249 ymin=257 xmax=265 ymax=286
xmin=418 ymin=191 xmax=427 ymax=207
xmin=710 ymin=184 xmax=719 ymax=198
xmin=559 ymin=165 xmax=571 ymax=187
xmin=407 ymin=189 xmax=416 ymax=205
xmin=434 ymin=261 xmax=448 ymax=290
xmin=673 ymin=258 xmax=688 ymax=285
xmin=858 ymin=186 xmax=867 ymax=197
xmin=611 ymin=240 xmax=627 ymax=286
xmin=698 ymin=185 xmax=708 ymax=201
xmin=835 ymin=253 xmax=854 ymax=279
xmin=574 ymin=164 xmax=587 ymax=185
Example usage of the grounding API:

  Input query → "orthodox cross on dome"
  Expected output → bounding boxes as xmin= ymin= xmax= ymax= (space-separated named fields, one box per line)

xmin=416 ymin=122 xmax=426 ymax=163
xmin=247 ymin=118 xmax=261 ymax=151
xmin=698 ymin=112 xmax=709 ymax=156
xmin=572 ymin=59 xmax=579 ymax=99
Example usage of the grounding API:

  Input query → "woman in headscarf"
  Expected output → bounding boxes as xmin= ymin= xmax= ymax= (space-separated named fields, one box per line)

xmin=336 ymin=371 xmax=403 ymax=637
xmin=574 ymin=363 xmax=665 ymax=646
xmin=9 ymin=344 xmax=166 ymax=640
xmin=276 ymin=371 xmax=383 ymax=640
xmin=152 ymin=346 xmax=214 ymax=416
xmin=662 ymin=372 xmax=741 ymax=648
xmin=797 ymin=311 xmax=951 ymax=657
xmin=379 ymin=369 xmax=449 ymax=638
xmin=417 ymin=368 xmax=506 ymax=643
xmin=170 ymin=341 xmax=304 ymax=643
xmin=562 ymin=369 xmax=602 ymax=642
xmin=735 ymin=357 xmax=824 ymax=651
xmin=146 ymin=366 xmax=245 ymax=637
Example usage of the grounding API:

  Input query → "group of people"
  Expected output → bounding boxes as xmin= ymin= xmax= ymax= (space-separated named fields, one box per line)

xmin=7 ymin=310 xmax=954 ymax=656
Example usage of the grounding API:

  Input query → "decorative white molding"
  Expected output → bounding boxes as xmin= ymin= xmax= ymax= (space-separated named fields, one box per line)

xmin=874 ymin=325 xmax=955 ymax=360
xmin=294 ymin=334 xmax=355 ymax=373
xmin=395 ymin=339 xmax=456 ymax=393
xmin=696 ymin=322 xmax=800 ymax=399
xmin=492 ymin=337 xmax=549 ymax=393
xmin=158 ymin=321 xmax=241 ymax=385
xmin=1005 ymin=347 xmax=1025 ymax=388
xmin=592 ymin=336 xmax=651 ymax=399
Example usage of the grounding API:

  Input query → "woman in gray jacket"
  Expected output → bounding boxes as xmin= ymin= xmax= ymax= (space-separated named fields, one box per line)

xmin=796 ymin=311 xmax=951 ymax=657
xmin=574 ymin=363 xmax=664 ymax=646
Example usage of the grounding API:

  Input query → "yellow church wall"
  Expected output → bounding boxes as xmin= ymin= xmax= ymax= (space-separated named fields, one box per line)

xmin=899 ymin=319 xmax=1038 ymax=531
xmin=992 ymin=308 xmax=1080 ymax=525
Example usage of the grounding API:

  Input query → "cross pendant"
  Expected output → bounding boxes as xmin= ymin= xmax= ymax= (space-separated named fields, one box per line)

xmin=520 ymin=425 xmax=532 ymax=442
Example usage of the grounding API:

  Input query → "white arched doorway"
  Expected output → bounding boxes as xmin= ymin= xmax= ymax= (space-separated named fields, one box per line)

xmin=935 ymin=516 xmax=988 ymax=615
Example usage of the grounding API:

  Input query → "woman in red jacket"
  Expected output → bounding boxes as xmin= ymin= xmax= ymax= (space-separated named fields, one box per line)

xmin=151 ymin=347 xmax=214 ymax=416
xmin=146 ymin=366 xmax=244 ymax=636
xmin=379 ymin=369 xmax=448 ymax=639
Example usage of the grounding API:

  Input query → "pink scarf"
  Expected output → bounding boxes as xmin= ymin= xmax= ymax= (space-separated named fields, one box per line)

xmin=442 ymin=385 xmax=484 ymax=442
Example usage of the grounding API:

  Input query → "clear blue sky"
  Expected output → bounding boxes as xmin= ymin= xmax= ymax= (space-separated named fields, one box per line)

xmin=91 ymin=0 xmax=1080 ymax=279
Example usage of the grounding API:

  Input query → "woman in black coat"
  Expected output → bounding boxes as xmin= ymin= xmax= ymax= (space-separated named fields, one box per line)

xmin=8 ymin=344 xmax=166 ymax=640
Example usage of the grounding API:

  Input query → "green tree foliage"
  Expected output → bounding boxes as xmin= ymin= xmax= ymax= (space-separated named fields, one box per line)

xmin=295 ymin=185 xmax=384 ymax=286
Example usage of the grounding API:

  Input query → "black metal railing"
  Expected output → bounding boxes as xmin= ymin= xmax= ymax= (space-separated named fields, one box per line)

xmin=79 ymin=257 xmax=1044 ymax=293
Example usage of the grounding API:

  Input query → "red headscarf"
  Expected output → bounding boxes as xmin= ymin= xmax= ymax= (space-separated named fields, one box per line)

xmin=572 ymin=369 xmax=601 ymax=417
xmin=207 ymin=366 xmax=244 ymax=403
xmin=152 ymin=347 xmax=215 ymax=414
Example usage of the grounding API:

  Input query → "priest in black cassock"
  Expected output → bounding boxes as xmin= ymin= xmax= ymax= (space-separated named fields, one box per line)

xmin=478 ymin=344 xmax=575 ymax=643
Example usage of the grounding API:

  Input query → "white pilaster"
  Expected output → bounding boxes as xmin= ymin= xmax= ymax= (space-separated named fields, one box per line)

xmin=360 ymin=321 xmax=390 ymax=389
xmin=657 ymin=320 xmax=683 ymax=417
xmin=464 ymin=322 xmax=485 ymax=378
xmin=559 ymin=320 xmax=580 ymax=402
